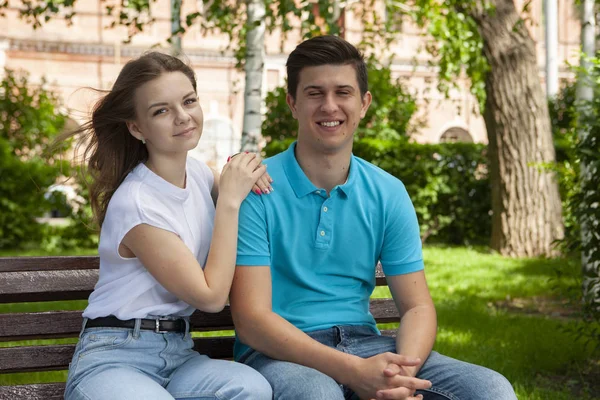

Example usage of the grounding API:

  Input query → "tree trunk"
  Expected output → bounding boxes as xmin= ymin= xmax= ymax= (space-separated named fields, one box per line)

xmin=577 ymin=0 xmax=600 ymax=312
xmin=241 ymin=0 xmax=266 ymax=152
xmin=170 ymin=0 xmax=182 ymax=56
xmin=465 ymin=0 xmax=564 ymax=257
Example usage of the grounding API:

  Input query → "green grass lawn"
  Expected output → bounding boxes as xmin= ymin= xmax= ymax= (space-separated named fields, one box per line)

xmin=1 ymin=246 xmax=598 ymax=399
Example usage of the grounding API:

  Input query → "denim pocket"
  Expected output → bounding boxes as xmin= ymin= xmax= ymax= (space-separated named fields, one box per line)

xmin=78 ymin=328 xmax=134 ymax=358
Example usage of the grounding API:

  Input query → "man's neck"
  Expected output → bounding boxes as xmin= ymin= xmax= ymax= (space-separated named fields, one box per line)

xmin=295 ymin=142 xmax=351 ymax=194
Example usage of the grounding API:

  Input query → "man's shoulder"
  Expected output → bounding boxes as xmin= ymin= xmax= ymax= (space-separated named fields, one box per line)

xmin=352 ymin=155 xmax=406 ymax=190
xmin=264 ymin=149 xmax=287 ymax=168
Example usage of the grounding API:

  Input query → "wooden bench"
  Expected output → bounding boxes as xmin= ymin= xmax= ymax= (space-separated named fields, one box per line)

xmin=0 ymin=256 xmax=400 ymax=399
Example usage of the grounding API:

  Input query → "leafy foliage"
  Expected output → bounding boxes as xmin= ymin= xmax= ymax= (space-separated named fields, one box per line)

xmin=0 ymin=69 xmax=97 ymax=250
xmin=3 ymin=1 xmax=400 ymax=61
xmin=403 ymin=0 xmax=490 ymax=109
xmin=548 ymin=55 xmax=600 ymax=352
xmin=575 ymin=56 xmax=600 ymax=347
xmin=0 ymin=69 xmax=68 ymax=249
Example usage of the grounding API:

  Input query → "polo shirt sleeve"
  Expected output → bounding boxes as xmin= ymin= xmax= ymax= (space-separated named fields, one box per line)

xmin=380 ymin=182 xmax=424 ymax=276
xmin=236 ymin=193 xmax=271 ymax=266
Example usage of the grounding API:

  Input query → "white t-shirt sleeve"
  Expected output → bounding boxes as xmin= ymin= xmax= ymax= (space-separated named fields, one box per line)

xmin=105 ymin=182 xmax=179 ymax=257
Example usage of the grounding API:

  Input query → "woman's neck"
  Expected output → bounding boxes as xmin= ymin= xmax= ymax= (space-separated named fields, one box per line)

xmin=145 ymin=153 xmax=188 ymax=188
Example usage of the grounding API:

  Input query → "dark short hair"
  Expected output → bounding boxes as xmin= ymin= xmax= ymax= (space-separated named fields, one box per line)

xmin=286 ymin=35 xmax=368 ymax=99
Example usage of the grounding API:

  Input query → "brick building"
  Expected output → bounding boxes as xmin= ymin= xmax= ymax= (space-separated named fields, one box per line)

xmin=0 ymin=0 xmax=582 ymax=168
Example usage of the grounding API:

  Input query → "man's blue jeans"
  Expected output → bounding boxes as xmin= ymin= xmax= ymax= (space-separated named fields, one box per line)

xmin=239 ymin=325 xmax=518 ymax=400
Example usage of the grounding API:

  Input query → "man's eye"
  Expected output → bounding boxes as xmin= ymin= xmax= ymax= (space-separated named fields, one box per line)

xmin=308 ymin=92 xmax=321 ymax=97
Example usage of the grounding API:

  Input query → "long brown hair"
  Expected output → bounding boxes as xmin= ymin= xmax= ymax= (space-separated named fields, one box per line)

xmin=66 ymin=52 xmax=196 ymax=226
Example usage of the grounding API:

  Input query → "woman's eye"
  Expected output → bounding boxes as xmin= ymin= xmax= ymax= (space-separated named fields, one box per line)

xmin=153 ymin=108 xmax=167 ymax=116
xmin=184 ymin=98 xmax=197 ymax=105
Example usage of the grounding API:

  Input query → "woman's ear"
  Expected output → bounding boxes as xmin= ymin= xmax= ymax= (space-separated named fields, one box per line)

xmin=126 ymin=121 xmax=144 ymax=141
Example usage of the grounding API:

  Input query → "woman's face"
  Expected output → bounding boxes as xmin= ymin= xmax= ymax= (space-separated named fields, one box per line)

xmin=127 ymin=71 xmax=203 ymax=156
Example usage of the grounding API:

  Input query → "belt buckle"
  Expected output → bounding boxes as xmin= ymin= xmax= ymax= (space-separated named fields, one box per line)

xmin=155 ymin=319 xmax=168 ymax=334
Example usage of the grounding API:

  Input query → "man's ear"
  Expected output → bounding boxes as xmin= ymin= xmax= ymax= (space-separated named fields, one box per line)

xmin=286 ymin=93 xmax=299 ymax=120
xmin=126 ymin=120 xmax=144 ymax=141
xmin=360 ymin=91 xmax=373 ymax=119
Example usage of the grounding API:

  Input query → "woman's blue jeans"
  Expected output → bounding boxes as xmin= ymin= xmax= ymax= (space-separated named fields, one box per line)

xmin=65 ymin=318 xmax=272 ymax=400
xmin=239 ymin=325 xmax=518 ymax=400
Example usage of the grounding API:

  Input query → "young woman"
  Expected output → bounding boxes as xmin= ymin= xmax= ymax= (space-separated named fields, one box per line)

xmin=63 ymin=52 xmax=273 ymax=400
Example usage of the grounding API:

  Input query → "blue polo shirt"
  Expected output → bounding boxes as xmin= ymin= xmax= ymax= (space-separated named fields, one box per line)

xmin=234 ymin=142 xmax=424 ymax=360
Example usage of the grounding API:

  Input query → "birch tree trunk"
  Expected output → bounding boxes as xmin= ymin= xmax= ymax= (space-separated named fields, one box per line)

xmin=461 ymin=0 xmax=564 ymax=257
xmin=241 ymin=0 xmax=266 ymax=152
xmin=170 ymin=0 xmax=182 ymax=56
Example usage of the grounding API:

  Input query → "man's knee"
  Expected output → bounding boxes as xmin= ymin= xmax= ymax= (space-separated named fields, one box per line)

xmin=486 ymin=370 xmax=517 ymax=400
xmin=248 ymin=356 xmax=344 ymax=400
xmin=270 ymin=367 xmax=343 ymax=400
xmin=229 ymin=369 xmax=273 ymax=400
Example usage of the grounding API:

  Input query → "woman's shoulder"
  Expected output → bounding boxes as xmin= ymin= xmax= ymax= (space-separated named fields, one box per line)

xmin=106 ymin=165 xmax=164 ymax=218
xmin=186 ymin=156 xmax=214 ymax=188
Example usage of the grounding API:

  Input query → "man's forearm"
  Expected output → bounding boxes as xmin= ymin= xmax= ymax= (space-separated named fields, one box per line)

xmin=395 ymin=304 xmax=437 ymax=376
xmin=236 ymin=311 xmax=361 ymax=385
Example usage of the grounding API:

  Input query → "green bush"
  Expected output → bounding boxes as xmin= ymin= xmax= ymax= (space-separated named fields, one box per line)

xmin=547 ymin=58 xmax=600 ymax=351
xmin=264 ymin=138 xmax=491 ymax=245
xmin=0 ymin=69 xmax=97 ymax=251
xmin=0 ymin=69 xmax=69 ymax=249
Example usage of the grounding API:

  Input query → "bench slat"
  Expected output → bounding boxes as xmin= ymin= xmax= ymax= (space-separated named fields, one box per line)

xmin=0 ymin=270 xmax=99 ymax=303
xmin=0 ymin=257 xmax=98 ymax=272
xmin=0 ymin=309 xmax=236 ymax=341
xmin=0 ymin=338 xmax=236 ymax=373
xmin=0 ymin=383 xmax=65 ymax=400
xmin=0 ymin=330 xmax=398 ymax=374
xmin=0 ymin=266 xmax=386 ymax=303
xmin=0 ymin=300 xmax=398 ymax=342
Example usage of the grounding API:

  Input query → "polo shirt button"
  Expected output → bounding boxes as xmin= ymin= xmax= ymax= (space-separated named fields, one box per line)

xmin=320 ymin=230 xmax=325 ymax=236
xmin=323 ymin=206 xmax=328 ymax=212
xmin=315 ymin=190 xmax=321 ymax=194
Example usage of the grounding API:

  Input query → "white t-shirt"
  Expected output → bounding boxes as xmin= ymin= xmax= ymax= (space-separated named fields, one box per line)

xmin=83 ymin=157 xmax=215 ymax=319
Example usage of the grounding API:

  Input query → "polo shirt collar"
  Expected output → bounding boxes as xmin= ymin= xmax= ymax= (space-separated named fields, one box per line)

xmin=283 ymin=141 xmax=357 ymax=198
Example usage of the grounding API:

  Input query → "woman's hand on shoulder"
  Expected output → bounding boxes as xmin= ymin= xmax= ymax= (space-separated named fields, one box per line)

xmin=219 ymin=153 xmax=269 ymax=207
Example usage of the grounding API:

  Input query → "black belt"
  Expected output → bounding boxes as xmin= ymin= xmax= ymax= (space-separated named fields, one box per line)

xmin=85 ymin=316 xmax=186 ymax=333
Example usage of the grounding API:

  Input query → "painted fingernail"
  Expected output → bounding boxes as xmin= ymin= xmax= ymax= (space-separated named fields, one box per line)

xmin=226 ymin=156 xmax=231 ymax=162
xmin=263 ymin=188 xmax=270 ymax=194
xmin=269 ymin=178 xmax=274 ymax=183
xmin=269 ymin=186 xmax=274 ymax=192
xmin=254 ymin=189 xmax=262 ymax=195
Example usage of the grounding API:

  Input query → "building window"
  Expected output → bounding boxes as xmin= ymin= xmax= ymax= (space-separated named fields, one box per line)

xmin=439 ymin=127 xmax=473 ymax=143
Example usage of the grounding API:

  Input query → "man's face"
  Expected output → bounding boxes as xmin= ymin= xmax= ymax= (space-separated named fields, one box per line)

xmin=287 ymin=64 xmax=371 ymax=155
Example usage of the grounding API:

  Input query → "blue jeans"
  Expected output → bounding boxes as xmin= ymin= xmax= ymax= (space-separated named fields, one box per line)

xmin=65 ymin=318 xmax=272 ymax=400
xmin=239 ymin=325 xmax=517 ymax=400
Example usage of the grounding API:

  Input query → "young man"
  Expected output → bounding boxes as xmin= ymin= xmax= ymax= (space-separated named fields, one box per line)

xmin=229 ymin=35 xmax=517 ymax=400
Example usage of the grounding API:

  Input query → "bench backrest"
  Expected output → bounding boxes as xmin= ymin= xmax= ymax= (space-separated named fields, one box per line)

xmin=0 ymin=256 xmax=398 ymax=398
